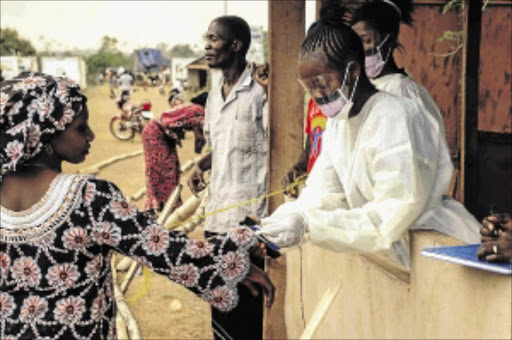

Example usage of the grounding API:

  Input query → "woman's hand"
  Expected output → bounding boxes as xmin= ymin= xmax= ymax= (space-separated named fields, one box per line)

xmin=477 ymin=231 xmax=512 ymax=263
xmin=480 ymin=214 xmax=511 ymax=242
xmin=478 ymin=213 xmax=512 ymax=263
xmin=249 ymin=241 xmax=268 ymax=259
xmin=187 ymin=165 xmax=206 ymax=197
xmin=241 ymin=264 xmax=275 ymax=308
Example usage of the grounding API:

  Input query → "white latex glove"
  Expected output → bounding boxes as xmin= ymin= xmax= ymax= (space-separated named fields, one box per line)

xmin=257 ymin=213 xmax=306 ymax=248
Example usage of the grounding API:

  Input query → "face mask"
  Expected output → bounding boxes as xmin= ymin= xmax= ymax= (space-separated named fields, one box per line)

xmin=316 ymin=63 xmax=359 ymax=119
xmin=365 ymin=34 xmax=391 ymax=79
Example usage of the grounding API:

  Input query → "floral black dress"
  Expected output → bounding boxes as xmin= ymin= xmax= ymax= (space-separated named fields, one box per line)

xmin=0 ymin=174 xmax=255 ymax=340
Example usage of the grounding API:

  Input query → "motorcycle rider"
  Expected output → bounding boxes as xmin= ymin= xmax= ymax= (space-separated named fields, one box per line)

xmin=116 ymin=69 xmax=135 ymax=118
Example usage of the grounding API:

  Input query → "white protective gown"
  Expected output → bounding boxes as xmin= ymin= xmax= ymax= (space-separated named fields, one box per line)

xmin=269 ymin=90 xmax=480 ymax=269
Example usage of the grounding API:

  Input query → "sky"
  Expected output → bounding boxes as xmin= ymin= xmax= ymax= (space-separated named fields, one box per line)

xmin=1 ymin=0 xmax=317 ymax=53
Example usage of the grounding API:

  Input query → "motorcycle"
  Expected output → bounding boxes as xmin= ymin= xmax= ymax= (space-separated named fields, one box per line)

xmin=110 ymin=100 xmax=154 ymax=140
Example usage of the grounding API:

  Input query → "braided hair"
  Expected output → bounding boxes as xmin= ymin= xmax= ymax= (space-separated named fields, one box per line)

xmin=299 ymin=1 xmax=365 ymax=74
xmin=351 ymin=0 xmax=414 ymax=38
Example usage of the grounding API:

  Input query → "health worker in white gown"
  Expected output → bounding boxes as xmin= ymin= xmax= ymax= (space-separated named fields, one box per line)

xmin=257 ymin=14 xmax=480 ymax=269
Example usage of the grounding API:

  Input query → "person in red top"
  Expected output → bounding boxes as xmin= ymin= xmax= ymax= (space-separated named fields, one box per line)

xmin=304 ymin=98 xmax=328 ymax=172
xmin=282 ymin=98 xmax=327 ymax=197
xmin=142 ymin=93 xmax=207 ymax=213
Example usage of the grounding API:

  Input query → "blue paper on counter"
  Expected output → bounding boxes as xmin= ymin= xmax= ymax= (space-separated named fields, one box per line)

xmin=421 ymin=244 xmax=511 ymax=275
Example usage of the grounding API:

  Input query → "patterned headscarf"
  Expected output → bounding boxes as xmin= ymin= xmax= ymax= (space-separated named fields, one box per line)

xmin=0 ymin=72 xmax=87 ymax=181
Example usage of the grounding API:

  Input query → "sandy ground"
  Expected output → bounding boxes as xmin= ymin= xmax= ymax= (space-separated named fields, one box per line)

xmin=63 ymin=84 xmax=214 ymax=339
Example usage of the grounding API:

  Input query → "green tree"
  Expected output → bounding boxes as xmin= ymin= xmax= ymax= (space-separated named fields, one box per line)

xmin=99 ymin=36 xmax=119 ymax=53
xmin=0 ymin=28 xmax=36 ymax=56
xmin=156 ymin=42 xmax=170 ymax=56
xmin=169 ymin=44 xmax=200 ymax=58
xmin=85 ymin=36 xmax=133 ymax=85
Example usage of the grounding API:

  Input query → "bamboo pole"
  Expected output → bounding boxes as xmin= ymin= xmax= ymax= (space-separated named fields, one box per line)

xmin=177 ymin=190 xmax=208 ymax=234
xmin=128 ymin=187 xmax=147 ymax=203
xmin=164 ymin=193 xmax=203 ymax=230
xmin=180 ymin=156 xmax=202 ymax=174
xmin=157 ymin=184 xmax=183 ymax=226
xmin=116 ymin=313 xmax=129 ymax=340
xmin=180 ymin=160 xmax=195 ymax=173
xmin=120 ymin=261 xmax=140 ymax=294
xmin=112 ymin=261 xmax=129 ymax=339
xmin=78 ymin=150 xmax=143 ymax=175
xmin=116 ymin=257 xmax=135 ymax=272
xmin=118 ymin=185 xmax=184 ymax=296
xmin=112 ymin=257 xmax=141 ymax=339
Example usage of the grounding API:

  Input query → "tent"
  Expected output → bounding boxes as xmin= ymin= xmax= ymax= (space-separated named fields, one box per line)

xmin=134 ymin=48 xmax=170 ymax=73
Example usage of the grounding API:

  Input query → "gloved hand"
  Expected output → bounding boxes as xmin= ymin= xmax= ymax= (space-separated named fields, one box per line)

xmin=257 ymin=213 xmax=306 ymax=248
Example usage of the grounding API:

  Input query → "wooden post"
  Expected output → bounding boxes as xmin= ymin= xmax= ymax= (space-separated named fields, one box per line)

xmin=460 ymin=0 xmax=482 ymax=213
xmin=316 ymin=0 xmax=322 ymax=18
xmin=266 ymin=1 xmax=305 ymax=339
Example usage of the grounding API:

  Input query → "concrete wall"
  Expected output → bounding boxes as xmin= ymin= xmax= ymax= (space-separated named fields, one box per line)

xmin=284 ymin=230 xmax=511 ymax=339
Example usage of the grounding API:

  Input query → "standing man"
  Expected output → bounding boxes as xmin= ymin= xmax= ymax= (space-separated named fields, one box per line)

xmin=188 ymin=15 xmax=268 ymax=340
xmin=117 ymin=69 xmax=134 ymax=97
xmin=116 ymin=70 xmax=134 ymax=112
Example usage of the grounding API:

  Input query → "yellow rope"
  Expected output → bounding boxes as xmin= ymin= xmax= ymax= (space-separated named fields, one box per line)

xmin=165 ymin=173 xmax=307 ymax=230
xmin=125 ymin=266 xmax=152 ymax=303
xmin=126 ymin=173 xmax=307 ymax=303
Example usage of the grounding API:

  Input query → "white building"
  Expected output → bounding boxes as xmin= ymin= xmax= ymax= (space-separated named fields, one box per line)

xmin=0 ymin=56 xmax=38 ymax=80
xmin=40 ymin=56 xmax=87 ymax=89
xmin=170 ymin=57 xmax=195 ymax=89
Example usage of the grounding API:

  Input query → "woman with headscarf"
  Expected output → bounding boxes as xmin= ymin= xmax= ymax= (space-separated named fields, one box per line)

xmin=257 ymin=11 xmax=481 ymax=270
xmin=141 ymin=92 xmax=207 ymax=213
xmin=0 ymin=73 xmax=273 ymax=340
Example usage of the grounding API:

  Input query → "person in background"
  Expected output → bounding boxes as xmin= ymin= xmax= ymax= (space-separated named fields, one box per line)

xmin=167 ymin=91 xmax=184 ymax=109
xmin=0 ymin=72 xmax=274 ymax=340
xmin=282 ymin=84 xmax=327 ymax=199
xmin=349 ymin=0 xmax=447 ymax=131
xmin=142 ymin=71 xmax=149 ymax=91
xmin=257 ymin=11 xmax=480 ymax=270
xmin=116 ymin=70 xmax=134 ymax=115
xmin=142 ymin=92 xmax=207 ymax=214
xmin=478 ymin=213 xmax=512 ymax=263
xmin=346 ymin=0 xmax=486 ymax=241
xmin=117 ymin=69 xmax=133 ymax=98
xmin=187 ymin=15 xmax=268 ymax=340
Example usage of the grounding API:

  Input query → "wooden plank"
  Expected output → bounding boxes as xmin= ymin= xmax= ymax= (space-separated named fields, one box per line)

xmin=299 ymin=280 xmax=343 ymax=340
xmin=478 ymin=5 xmax=512 ymax=133
xmin=265 ymin=1 xmax=305 ymax=339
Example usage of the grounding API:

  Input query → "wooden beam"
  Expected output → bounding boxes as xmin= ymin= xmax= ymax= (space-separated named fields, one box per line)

xmin=299 ymin=280 xmax=343 ymax=340
xmin=265 ymin=1 xmax=305 ymax=339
